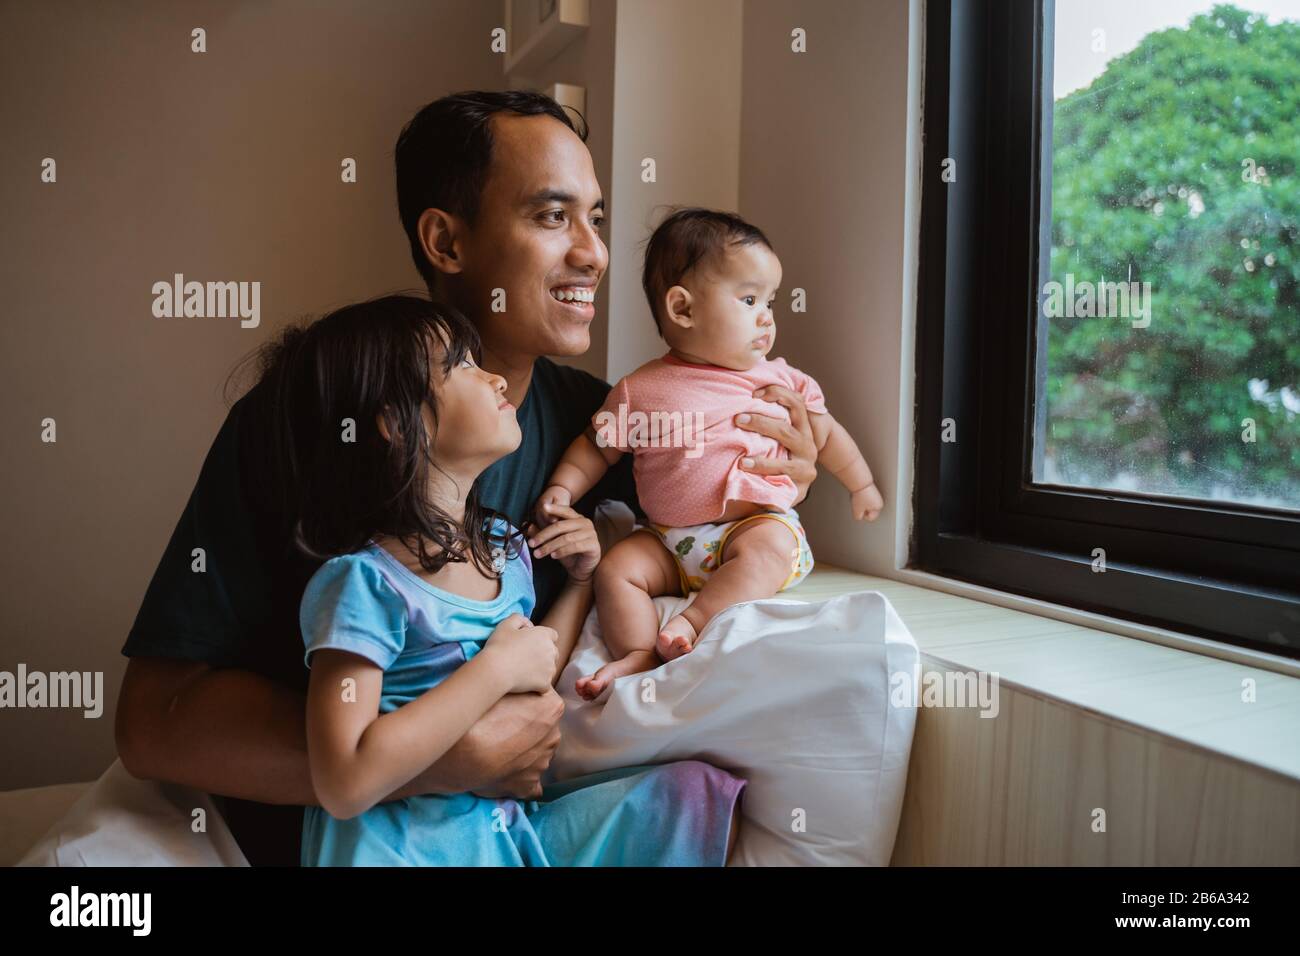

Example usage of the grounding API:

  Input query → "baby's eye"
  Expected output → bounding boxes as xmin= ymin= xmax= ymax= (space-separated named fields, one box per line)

xmin=742 ymin=295 xmax=757 ymax=306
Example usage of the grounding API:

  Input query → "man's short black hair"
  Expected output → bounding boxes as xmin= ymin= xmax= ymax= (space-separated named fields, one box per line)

xmin=395 ymin=90 xmax=588 ymax=291
xmin=641 ymin=207 xmax=773 ymax=338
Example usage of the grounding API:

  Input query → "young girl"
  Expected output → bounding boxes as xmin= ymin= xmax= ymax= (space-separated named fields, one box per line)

xmin=537 ymin=209 xmax=885 ymax=701
xmin=253 ymin=295 xmax=745 ymax=866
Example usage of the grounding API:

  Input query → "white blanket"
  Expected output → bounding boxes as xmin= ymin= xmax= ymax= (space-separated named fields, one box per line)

xmin=16 ymin=759 xmax=248 ymax=867
xmin=546 ymin=588 xmax=919 ymax=866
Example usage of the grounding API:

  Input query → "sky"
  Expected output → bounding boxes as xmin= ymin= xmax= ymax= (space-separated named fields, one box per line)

xmin=1053 ymin=0 xmax=1300 ymax=100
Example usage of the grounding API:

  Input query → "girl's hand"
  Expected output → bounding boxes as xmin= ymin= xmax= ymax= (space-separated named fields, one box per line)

xmin=528 ymin=504 xmax=600 ymax=584
xmin=851 ymin=482 xmax=885 ymax=521
xmin=534 ymin=485 xmax=573 ymax=528
xmin=481 ymin=613 xmax=559 ymax=694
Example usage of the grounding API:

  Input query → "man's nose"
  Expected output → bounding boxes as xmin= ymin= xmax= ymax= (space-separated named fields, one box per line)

xmin=569 ymin=219 xmax=608 ymax=272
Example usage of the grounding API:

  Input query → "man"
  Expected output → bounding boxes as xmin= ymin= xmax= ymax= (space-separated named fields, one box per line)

xmin=116 ymin=90 xmax=819 ymax=866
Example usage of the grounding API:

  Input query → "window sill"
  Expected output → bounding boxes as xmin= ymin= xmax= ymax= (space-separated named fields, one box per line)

xmin=787 ymin=564 xmax=1300 ymax=783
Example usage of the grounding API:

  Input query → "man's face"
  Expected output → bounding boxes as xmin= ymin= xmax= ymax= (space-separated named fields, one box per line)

xmin=457 ymin=114 xmax=608 ymax=360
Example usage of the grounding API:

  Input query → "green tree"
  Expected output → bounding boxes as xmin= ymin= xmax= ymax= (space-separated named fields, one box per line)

xmin=1047 ymin=4 xmax=1299 ymax=507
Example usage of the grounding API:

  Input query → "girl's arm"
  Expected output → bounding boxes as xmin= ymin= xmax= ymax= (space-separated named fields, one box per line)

xmin=306 ymin=613 xmax=552 ymax=819
xmin=306 ymin=646 xmax=511 ymax=819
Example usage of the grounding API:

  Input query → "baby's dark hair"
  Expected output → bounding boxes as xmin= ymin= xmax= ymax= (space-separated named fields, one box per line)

xmin=242 ymin=294 xmax=522 ymax=577
xmin=641 ymin=207 xmax=773 ymax=338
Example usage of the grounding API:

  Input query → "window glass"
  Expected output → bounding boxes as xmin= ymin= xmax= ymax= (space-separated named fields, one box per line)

xmin=1038 ymin=1 xmax=1300 ymax=512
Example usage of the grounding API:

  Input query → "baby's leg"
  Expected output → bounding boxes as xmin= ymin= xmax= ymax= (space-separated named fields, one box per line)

xmin=658 ymin=518 xmax=798 ymax=659
xmin=577 ymin=530 xmax=681 ymax=701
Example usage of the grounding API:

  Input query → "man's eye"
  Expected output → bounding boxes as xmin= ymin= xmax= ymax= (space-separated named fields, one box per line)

xmin=543 ymin=209 xmax=566 ymax=223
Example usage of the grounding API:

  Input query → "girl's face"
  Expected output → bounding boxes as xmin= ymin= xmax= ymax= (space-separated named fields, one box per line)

xmin=668 ymin=242 xmax=781 ymax=371
xmin=424 ymin=334 xmax=522 ymax=474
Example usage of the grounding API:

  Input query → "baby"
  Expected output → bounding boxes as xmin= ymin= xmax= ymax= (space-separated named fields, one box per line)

xmin=536 ymin=208 xmax=883 ymax=701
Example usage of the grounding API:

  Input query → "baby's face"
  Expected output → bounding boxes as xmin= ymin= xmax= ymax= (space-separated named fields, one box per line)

xmin=676 ymin=242 xmax=781 ymax=370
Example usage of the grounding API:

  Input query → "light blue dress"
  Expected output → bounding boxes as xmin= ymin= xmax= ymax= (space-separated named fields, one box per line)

xmin=298 ymin=519 xmax=746 ymax=866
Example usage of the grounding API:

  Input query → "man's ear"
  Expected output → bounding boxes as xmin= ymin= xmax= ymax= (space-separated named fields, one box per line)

xmin=417 ymin=208 xmax=463 ymax=276
xmin=664 ymin=285 xmax=694 ymax=330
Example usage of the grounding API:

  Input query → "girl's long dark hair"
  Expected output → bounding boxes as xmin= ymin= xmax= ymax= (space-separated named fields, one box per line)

xmin=240 ymin=294 xmax=522 ymax=576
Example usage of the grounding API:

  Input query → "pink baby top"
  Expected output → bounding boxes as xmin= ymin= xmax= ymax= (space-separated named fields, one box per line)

xmin=592 ymin=353 xmax=827 ymax=527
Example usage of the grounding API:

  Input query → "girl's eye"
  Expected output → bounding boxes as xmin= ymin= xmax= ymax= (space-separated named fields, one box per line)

xmin=460 ymin=356 xmax=474 ymax=369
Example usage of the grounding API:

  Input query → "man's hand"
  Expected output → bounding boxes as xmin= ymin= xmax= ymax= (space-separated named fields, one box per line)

xmin=420 ymin=688 xmax=564 ymax=800
xmin=735 ymin=384 xmax=819 ymax=504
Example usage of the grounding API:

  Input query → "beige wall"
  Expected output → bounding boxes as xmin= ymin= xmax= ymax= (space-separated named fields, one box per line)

xmin=0 ymin=0 xmax=502 ymax=789
xmin=738 ymin=0 xmax=912 ymax=578
xmin=606 ymin=0 xmax=744 ymax=382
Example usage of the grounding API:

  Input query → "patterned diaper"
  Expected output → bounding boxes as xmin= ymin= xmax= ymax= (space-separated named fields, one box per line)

xmin=639 ymin=508 xmax=814 ymax=594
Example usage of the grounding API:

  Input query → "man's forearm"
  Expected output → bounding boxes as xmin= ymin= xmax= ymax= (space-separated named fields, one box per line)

xmin=121 ymin=664 xmax=319 ymax=805
xmin=121 ymin=663 xmax=462 ymax=805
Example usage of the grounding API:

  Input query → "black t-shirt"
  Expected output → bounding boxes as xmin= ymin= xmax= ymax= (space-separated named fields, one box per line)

xmin=121 ymin=356 xmax=639 ymax=865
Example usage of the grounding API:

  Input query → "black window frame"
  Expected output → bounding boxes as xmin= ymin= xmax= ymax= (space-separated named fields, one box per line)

xmin=913 ymin=0 xmax=1300 ymax=659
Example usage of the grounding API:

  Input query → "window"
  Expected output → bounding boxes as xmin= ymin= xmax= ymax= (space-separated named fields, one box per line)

xmin=914 ymin=0 xmax=1300 ymax=658
xmin=1040 ymin=1 xmax=1300 ymax=513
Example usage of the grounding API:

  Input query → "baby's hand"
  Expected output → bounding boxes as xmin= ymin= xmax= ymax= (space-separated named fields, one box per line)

xmin=851 ymin=482 xmax=884 ymax=521
xmin=481 ymin=613 xmax=558 ymax=694
xmin=534 ymin=485 xmax=572 ymax=528
xmin=528 ymin=504 xmax=601 ymax=584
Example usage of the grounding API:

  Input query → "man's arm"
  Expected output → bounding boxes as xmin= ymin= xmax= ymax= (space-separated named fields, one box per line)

xmin=116 ymin=656 xmax=564 ymax=803
xmin=116 ymin=657 xmax=315 ymax=803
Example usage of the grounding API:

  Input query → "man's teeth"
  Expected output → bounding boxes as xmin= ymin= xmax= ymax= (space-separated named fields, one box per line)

xmin=551 ymin=288 xmax=595 ymax=303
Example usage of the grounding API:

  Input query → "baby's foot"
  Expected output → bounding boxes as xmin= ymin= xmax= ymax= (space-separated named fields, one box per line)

xmin=575 ymin=649 xmax=661 ymax=701
xmin=655 ymin=614 xmax=698 ymax=662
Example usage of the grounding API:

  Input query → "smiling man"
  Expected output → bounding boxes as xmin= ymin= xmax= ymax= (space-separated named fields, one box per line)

xmin=115 ymin=90 xmax=819 ymax=867
xmin=394 ymin=94 xmax=625 ymax=616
